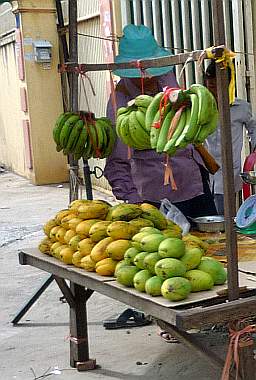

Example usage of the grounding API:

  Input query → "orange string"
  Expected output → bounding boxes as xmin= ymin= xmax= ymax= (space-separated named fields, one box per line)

xmin=163 ymin=155 xmax=177 ymax=190
xmin=221 ymin=324 xmax=256 ymax=380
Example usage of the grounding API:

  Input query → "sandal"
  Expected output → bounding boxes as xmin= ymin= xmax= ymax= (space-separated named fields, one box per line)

xmin=103 ymin=308 xmax=152 ymax=330
xmin=158 ymin=330 xmax=179 ymax=343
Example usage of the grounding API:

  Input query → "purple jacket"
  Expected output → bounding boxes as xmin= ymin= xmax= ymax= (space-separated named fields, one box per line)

xmin=104 ymin=73 xmax=206 ymax=204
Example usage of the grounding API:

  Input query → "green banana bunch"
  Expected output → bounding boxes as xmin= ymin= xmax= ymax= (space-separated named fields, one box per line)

xmin=134 ymin=94 xmax=153 ymax=108
xmin=156 ymin=108 xmax=176 ymax=153
xmin=128 ymin=111 xmax=151 ymax=150
xmin=53 ymin=112 xmax=73 ymax=151
xmin=53 ymin=112 xmax=116 ymax=159
xmin=187 ymin=84 xmax=216 ymax=126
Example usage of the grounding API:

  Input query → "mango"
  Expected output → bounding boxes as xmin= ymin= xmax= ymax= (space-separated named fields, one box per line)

xmin=59 ymin=247 xmax=75 ymax=264
xmin=69 ymin=235 xmax=81 ymax=251
xmin=129 ymin=218 xmax=154 ymax=230
xmin=108 ymin=204 xmax=142 ymax=222
xmin=49 ymin=226 xmax=61 ymax=241
xmin=64 ymin=229 xmax=76 ymax=244
xmin=80 ymin=255 xmax=96 ymax=271
xmin=55 ymin=209 xmax=73 ymax=224
xmin=134 ymin=251 xmax=149 ymax=269
xmin=50 ymin=241 xmax=63 ymax=256
xmin=158 ymin=238 xmax=185 ymax=259
xmin=56 ymin=227 xmax=67 ymax=244
xmin=140 ymin=226 xmax=162 ymax=234
xmin=89 ymin=221 xmax=111 ymax=242
xmin=140 ymin=206 xmax=168 ymax=230
xmin=161 ymin=277 xmax=192 ymax=301
xmin=76 ymin=219 xmax=100 ymax=238
xmin=145 ymin=276 xmax=164 ymax=296
xmin=143 ymin=251 xmax=161 ymax=274
xmin=133 ymin=269 xmax=152 ymax=292
xmin=90 ymin=236 xmax=113 ymax=262
xmin=68 ymin=217 xmax=84 ymax=231
xmin=198 ymin=257 xmax=227 ymax=285
xmin=124 ymin=247 xmax=140 ymax=265
xmin=95 ymin=258 xmax=118 ymax=276
xmin=69 ymin=199 xmax=91 ymax=211
xmin=72 ymin=251 xmax=85 ymax=267
xmin=114 ymin=260 xmax=129 ymax=277
xmin=77 ymin=201 xmax=109 ymax=220
xmin=131 ymin=241 xmax=142 ymax=251
xmin=78 ymin=238 xmax=96 ymax=256
xmin=107 ymin=221 xmax=136 ymax=240
xmin=53 ymin=244 xmax=68 ymax=259
xmin=162 ymin=229 xmax=182 ymax=239
xmin=116 ymin=266 xmax=140 ymax=287
xmin=106 ymin=239 xmax=132 ymax=261
xmin=60 ymin=213 xmax=78 ymax=229
xmin=38 ymin=237 xmax=52 ymax=254
xmin=140 ymin=234 xmax=165 ymax=252
xmin=43 ymin=219 xmax=57 ymax=237
xmin=132 ymin=231 xmax=151 ymax=243
xmin=180 ymin=247 xmax=203 ymax=270
xmin=155 ymin=258 xmax=186 ymax=279
xmin=185 ymin=269 xmax=214 ymax=292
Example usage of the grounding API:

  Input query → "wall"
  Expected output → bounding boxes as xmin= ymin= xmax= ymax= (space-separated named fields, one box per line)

xmin=14 ymin=0 xmax=68 ymax=184
xmin=0 ymin=36 xmax=27 ymax=175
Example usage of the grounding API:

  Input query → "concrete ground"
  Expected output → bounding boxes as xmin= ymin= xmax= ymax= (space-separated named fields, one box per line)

xmin=0 ymin=171 xmax=229 ymax=380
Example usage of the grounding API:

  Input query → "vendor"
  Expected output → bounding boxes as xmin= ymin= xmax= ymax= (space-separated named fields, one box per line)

xmin=103 ymin=24 xmax=217 ymax=343
xmin=104 ymin=24 xmax=217 ymax=219
xmin=205 ymin=60 xmax=256 ymax=215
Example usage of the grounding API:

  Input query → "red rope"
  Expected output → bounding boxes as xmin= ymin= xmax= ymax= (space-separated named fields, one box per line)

xmin=221 ymin=323 xmax=256 ymax=380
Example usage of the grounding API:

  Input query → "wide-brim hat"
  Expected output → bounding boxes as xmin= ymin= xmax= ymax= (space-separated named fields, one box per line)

xmin=113 ymin=24 xmax=174 ymax=78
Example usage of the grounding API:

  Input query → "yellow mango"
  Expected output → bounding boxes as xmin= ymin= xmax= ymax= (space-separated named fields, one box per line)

xmin=69 ymin=199 xmax=91 ymax=211
xmin=64 ymin=229 xmax=76 ymax=244
xmin=38 ymin=237 xmax=52 ymax=254
xmin=106 ymin=239 xmax=132 ymax=261
xmin=75 ymin=219 xmax=100 ymax=238
xmin=50 ymin=241 xmax=63 ymax=256
xmin=72 ymin=251 xmax=85 ymax=268
xmin=43 ymin=219 xmax=57 ymax=237
xmin=90 ymin=237 xmax=113 ymax=262
xmin=55 ymin=209 xmax=73 ymax=224
xmin=56 ymin=227 xmax=67 ymax=243
xmin=69 ymin=235 xmax=81 ymax=251
xmin=78 ymin=238 xmax=96 ymax=256
xmin=80 ymin=255 xmax=96 ymax=272
xmin=49 ymin=226 xmax=61 ymax=241
xmin=59 ymin=247 xmax=75 ymax=264
xmin=54 ymin=244 xmax=68 ymax=259
xmin=77 ymin=202 xmax=109 ymax=220
xmin=95 ymin=258 xmax=118 ymax=276
xmin=60 ymin=213 xmax=78 ymax=229
xmin=68 ymin=217 xmax=84 ymax=231
xmin=107 ymin=221 xmax=136 ymax=240
xmin=89 ymin=221 xmax=112 ymax=242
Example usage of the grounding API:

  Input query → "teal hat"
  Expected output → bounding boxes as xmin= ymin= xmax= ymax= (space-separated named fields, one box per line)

xmin=113 ymin=24 xmax=174 ymax=78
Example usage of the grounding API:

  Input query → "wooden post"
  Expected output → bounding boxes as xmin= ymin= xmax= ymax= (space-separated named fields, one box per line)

xmin=68 ymin=0 xmax=79 ymax=202
xmin=211 ymin=0 xmax=239 ymax=301
xmin=69 ymin=283 xmax=96 ymax=370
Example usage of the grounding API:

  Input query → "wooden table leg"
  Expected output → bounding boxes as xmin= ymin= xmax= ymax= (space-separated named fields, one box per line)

xmin=69 ymin=282 xmax=96 ymax=371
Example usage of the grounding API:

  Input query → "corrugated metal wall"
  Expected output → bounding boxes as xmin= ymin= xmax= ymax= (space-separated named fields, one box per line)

xmin=119 ymin=0 xmax=256 ymax=106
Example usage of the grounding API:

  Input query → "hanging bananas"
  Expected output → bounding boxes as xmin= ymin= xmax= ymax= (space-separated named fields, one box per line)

xmin=115 ymin=85 xmax=218 ymax=156
xmin=52 ymin=112 xmax=116 ymax=160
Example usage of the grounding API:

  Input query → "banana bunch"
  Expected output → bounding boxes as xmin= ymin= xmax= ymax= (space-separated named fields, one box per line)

xmin=115 ymin=84 xmax=218 ymax=156
xmin=116 ymin=95 xmax=153 ymax=150
xmin=53 ymin=112 xmax=116 ymax=160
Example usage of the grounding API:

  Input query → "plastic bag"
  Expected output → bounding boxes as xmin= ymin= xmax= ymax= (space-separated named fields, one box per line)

xmin=160 ymin=198 xmax=190 ymax=235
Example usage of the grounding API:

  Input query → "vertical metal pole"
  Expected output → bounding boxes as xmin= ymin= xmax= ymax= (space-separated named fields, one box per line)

xmin=211 ymin=1 xmax=239 ymax=300
xmin=68 ymin=0 xmax=79 ymax=202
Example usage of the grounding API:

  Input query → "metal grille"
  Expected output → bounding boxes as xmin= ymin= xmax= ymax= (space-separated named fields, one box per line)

xmin=119 ymin=0 xmax=255 ymax=105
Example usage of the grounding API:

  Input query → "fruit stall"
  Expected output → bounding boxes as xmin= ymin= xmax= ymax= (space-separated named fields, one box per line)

xmin=17 ymin=0 xmax=256 ymax=379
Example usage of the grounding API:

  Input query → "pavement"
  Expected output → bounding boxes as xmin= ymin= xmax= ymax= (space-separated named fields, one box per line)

xmin=0 ymin=171 xmax=229 ymax=380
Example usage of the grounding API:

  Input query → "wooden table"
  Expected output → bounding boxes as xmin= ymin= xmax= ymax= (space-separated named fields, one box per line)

xmin=19 ymin=248 xmax=256 ymax=377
